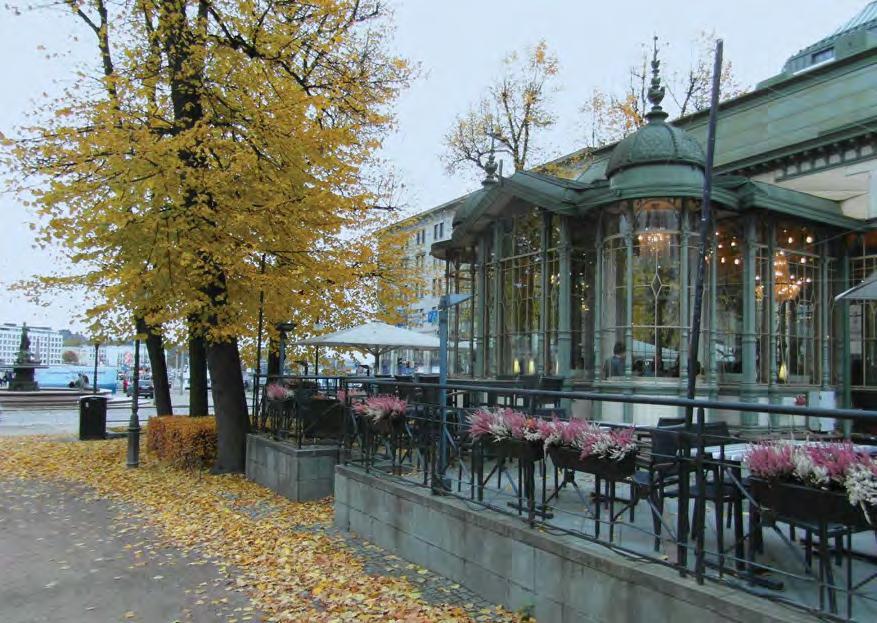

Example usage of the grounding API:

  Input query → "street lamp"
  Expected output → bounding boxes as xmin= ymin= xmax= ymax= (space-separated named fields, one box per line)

xmin=275 ymin=321 xmax=295 ymax=376
xmin=435 ymin=292 xmax=471 ymax=489
xmin=126 ymin=337 xmax=141 ymax=468
xmin=313 ymin=320 xmax=324 ymax=376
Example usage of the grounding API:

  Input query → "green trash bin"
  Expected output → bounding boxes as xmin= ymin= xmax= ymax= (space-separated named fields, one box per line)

xmin=79 ymin=395 xmax=108 ymax=440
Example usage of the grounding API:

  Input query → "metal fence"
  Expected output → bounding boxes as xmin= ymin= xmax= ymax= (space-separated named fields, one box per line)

xmin=331 ymin=376 xmax=877 ymax=622
xmin=250 ymin=375 xmax=348 ymax=447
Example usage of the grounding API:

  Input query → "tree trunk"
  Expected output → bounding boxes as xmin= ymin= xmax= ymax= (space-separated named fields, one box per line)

xmin=207 ymin=338 xmax=249 ymax=473
xmin=136 ymin=317 xmax=173 ymax=415
xmin=188 ymin=325 xmax=209 ymax=416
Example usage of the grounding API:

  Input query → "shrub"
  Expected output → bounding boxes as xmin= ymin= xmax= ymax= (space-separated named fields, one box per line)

xmin=146 ymin=416 xmax=217 ymax=470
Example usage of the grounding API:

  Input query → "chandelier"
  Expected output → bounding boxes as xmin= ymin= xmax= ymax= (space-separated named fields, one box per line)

xmin=637 ymin=231 xmax=670 ymax=254
xmin=756 ymin=252 xmax=804 ymax=302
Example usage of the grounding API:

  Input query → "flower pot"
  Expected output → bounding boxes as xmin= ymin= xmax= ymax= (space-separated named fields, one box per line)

xmin=548 ymin=445 xmax=636 ymax=480
xmin=749 ymin=477 xmax=873 ymax=530
xmin=484 ymin=438 xmax=544 ymax=462
xmin=368 ymin=415 xmax=405 ymax=437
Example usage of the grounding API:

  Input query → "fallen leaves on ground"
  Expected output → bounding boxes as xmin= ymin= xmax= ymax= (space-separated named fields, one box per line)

xmin=0 ymin=437 xmax=517 ymax=622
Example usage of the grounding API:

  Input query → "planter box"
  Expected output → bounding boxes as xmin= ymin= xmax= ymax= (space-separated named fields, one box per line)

xmin=483 ymin=438 xmax=544 ymax=462
xmin=749 ymin=477 xmax=873 ymax=530
xmin=367 ymin=415 xmax=406 ymax=437
xmin=548 ymin=445 xmax=636 ymax=480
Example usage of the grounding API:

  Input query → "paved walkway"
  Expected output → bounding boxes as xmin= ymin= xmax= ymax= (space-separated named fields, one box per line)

xmin=0 ymin=479 xmax=260 ymax=623
xmin=0 ymin=476 xmax=512 ymax=623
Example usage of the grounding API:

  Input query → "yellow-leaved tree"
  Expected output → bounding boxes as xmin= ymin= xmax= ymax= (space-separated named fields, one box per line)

xmin=5 ymin=0 xmax=412 ymax=472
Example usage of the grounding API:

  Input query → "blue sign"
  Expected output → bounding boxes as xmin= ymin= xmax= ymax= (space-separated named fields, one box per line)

xmin=427 ymin=310 xmax=438 ymax=324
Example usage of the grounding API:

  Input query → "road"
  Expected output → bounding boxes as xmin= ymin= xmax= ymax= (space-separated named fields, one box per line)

xmin=0 ymin=391 xmax=251 ymax=436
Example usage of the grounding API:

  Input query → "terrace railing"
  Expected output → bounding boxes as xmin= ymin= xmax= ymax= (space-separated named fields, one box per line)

xmin=338 ymin=377 xmax=877 ymax=622
xmin=250 ymin=375 xmax=347 ymax=448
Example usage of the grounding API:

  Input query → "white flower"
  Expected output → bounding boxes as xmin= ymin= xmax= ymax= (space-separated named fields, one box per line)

xmin=845 ymin=464 xmax=877 ymax=510
xmin=792 ymin=451 xmax=830 ymax=487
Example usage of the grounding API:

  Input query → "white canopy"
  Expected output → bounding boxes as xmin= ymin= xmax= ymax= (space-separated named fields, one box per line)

xmin=292 ymin=322 xmax=440 ymax=366
xmin=835 ymin=271 xmax=877 ymax=302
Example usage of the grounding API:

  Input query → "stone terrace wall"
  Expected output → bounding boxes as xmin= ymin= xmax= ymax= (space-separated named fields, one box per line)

xmin=245 ymin=435 xmax=338 ymax=501
xmin=334 ymin=465 xmax=812 ymax=623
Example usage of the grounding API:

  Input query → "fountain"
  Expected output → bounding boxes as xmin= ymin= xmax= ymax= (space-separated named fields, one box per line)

xmin=8 ymin=324 xmax=45 ymax=391
xmin=0 ymin=325 xmax=119 ymax=409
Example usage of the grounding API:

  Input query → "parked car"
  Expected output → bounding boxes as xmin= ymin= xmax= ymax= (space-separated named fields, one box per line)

xmin=126 ymin=376 xmax=154 ymax=399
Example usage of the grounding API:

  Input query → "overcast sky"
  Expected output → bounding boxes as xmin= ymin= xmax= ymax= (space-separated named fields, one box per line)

xmin=0 ymin=0 xmax=868 ymax=331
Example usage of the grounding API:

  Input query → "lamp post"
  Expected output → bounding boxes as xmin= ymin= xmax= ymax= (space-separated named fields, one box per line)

xmin=252 ymin=254 xmax=266 ymax=419
xmin=126 ymin=338 xmax=141 ymax=468
xmin=93 ymin=342 xmax=99 ymax=394
xmin=313 ymin=320 xmax=324 ymax=376
xmin=275 ymin=321 xmax=295 ymax=376
xmin=436 ymin=292 xmax=471 ymax=489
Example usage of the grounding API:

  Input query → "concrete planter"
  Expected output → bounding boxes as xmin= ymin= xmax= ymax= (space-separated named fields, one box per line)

xmin=245 ymin=434 xmax=339 ymax=501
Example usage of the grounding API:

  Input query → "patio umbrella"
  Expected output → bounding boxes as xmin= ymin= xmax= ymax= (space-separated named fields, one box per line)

xmin=291 ymin=322 xmax=440 ymax=374
xmin=835 ymin=270 xmax=877 ymax=302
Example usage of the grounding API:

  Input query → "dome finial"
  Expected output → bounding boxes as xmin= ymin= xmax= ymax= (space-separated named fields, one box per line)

xmin=646 ymin=35 xmax=668 ymax=122
xmin=482 ymin=131 xmax=499 ymax=186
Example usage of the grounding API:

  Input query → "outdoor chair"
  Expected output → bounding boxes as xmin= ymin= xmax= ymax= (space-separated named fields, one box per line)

xmin=684 ymin=421 xmax=746 ymax=571
xmin=631 ymin=422 xmax=686 ymax=551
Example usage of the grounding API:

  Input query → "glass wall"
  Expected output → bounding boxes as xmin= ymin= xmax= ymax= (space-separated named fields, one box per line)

xmin=714 ymin=219 xmax=744 ymax=381
xmin=462 ymin=196 xmax=839 ymax=389
xmin=599 ymin=198 xmax=700 ymax=380
xmin=498 ymin=211 xmax=542 ymax=375
xmin=570 ymin=222 xmax=596 ymax=377
xmin=849 ymin=232 xmax=877 ymax=388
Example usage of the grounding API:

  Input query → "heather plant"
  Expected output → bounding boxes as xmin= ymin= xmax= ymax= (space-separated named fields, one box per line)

xmin=468 ymin=408 xmax=545 ymax=443
xmin=469 ymin=411 xmax=637 ymax=462
xmin=353 ymin=395 xmax=408 ymax=424
xmin=745 ymin=441 xmax=877 ymax=519
xmin=265 ymin=383 xmax=291 ymax=401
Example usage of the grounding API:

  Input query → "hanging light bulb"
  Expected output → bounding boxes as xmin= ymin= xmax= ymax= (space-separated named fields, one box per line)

xmin=778 ymin=362 xmax=788 ymax=383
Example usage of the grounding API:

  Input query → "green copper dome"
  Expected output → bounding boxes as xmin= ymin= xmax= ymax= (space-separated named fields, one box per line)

xmin=605 ymin=40 xmax=705 ymax=179
xmin=605 ymin=118 xmax=705 ymax=177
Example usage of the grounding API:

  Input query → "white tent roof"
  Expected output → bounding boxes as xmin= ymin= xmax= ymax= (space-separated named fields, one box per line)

xmin=835 ymin=271 xmax=877 ymax=302
xmin=292 ymin=322 xmax=439 ymax=356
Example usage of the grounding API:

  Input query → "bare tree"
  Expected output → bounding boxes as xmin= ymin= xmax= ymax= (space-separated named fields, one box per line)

xmin=443 ymin=41 xmax=559 ymax=178
xmin=581 ymin=34 xmax=745 ymax=149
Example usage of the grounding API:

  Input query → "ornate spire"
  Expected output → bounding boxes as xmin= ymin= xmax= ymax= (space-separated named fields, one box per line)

xmin=482 ymin=133 xmax=499 ymax=186
xmin=646 ymin=35 xmax=668 ymax=123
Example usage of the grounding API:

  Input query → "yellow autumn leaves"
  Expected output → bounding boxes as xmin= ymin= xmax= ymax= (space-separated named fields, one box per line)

xmin=0 ymin=437 xmax=517 ymax=622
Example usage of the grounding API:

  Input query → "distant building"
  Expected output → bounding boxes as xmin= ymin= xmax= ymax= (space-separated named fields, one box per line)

xmin=381 ymin=196 xmax=464 ymax=373
xmin=0 ymin=323 xmax=63 ymax=366
xmin=75 ymin=343 xmax=138 ymax=369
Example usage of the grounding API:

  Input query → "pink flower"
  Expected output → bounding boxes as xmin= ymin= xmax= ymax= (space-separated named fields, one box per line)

xmin=266 ymin=383 xmax=290 ymax=400
xmin=353 ymin=394 xmax=408 ymax=423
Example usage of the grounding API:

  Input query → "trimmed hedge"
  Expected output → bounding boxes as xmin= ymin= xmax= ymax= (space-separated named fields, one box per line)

xmin=146 ymin=416 xmax=217 ymax=469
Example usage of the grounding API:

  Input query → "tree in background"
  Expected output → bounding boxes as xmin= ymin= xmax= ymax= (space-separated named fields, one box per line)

xmin=442 ymin=41 xmax=559 ymax=179
xmin=581 ymin=34 xmax=744 ymax=149
xmin=61 ymin=350 xmax=79 ymax=364
xmin=6 ymin=0 xmax=412 ymax=472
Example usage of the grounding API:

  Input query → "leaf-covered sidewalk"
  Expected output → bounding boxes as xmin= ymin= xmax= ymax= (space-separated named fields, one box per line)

xmin=0 ymin=437 xmax=518 ymax=622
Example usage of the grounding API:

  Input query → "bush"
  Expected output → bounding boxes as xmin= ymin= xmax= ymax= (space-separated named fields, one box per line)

xmin=146 ymin=416 xmax=217 ymax=469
